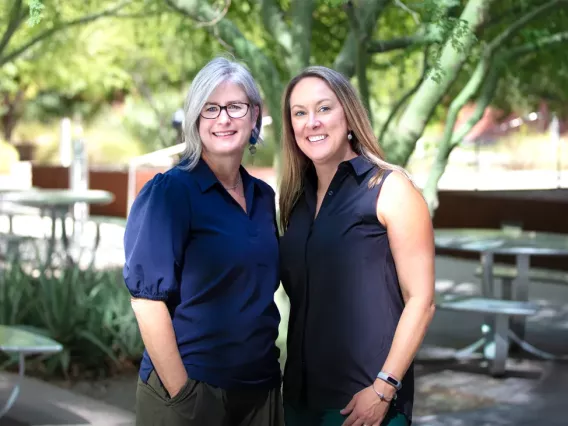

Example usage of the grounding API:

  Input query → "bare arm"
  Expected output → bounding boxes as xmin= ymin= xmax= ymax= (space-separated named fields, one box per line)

xmin=375 ymin=171 xmax=436 ymax=394
xmin=131 ymin=298 xmax=188 ymax=397
xmin=341 ymin=171 xmax=435 ymax=426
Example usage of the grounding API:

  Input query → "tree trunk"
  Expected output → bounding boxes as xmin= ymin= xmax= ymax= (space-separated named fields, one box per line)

xmin=381 ymin=0 xmax=494 ymax=166
xmin=1 ymin=90 xmax=25 ymax=143
xmin=333 ymin=0 xmax=390 ymax=78
xmin=423 ymin=66 xmax=499 ymax=214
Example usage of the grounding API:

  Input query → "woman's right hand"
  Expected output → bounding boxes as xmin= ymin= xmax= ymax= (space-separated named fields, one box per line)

xmin=167 ymin=375 xmax=189 ymax=398
xmin=131 ymin=298 xmax=188 ymax=400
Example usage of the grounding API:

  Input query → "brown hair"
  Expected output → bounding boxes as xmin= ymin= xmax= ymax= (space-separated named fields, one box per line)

xmin=279 ymin=66 xmax=410 ymax=230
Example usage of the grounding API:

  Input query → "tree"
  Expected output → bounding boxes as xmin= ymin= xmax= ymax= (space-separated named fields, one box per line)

xmin=166 ymin=0 xmax=567 ymax=213
xmin=0 ymin=1 xmax=137 ymax=141
xmin=0 ymin=0 xmax=213 ymax=145
xmin=22 ymin=0 xmax=568 ymax=213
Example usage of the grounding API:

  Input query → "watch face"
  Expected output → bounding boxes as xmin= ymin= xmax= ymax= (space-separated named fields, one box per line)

xmin=387 ymin=376 xmax=398 ymax=386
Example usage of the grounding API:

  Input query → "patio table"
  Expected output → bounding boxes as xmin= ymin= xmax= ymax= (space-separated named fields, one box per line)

xmin=0 ymin=325 xmax=62 ymax=418
xmin=435 ymin=228 xmax=568 ymax=351
xmin=0 ymin=189 xmax=114 ymax=264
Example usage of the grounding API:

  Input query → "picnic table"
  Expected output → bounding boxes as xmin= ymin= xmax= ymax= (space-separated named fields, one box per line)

xmin=0 ymin=189 xmax=114 ymax=264
xmin=434 ymin=228 xmax=568 ymax=375
xmin=0 ymin=325 xmax=62 ymax=418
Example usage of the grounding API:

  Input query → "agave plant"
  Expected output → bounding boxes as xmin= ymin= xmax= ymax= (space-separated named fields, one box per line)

xmin=0 ymin=252 xmax=143 ymax=378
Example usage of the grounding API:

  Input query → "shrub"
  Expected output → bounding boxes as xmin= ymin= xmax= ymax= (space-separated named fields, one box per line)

xmin=0 ymin=260 xmax=143 ymax=379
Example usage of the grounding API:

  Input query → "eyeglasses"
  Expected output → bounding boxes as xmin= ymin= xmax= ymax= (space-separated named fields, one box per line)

xmin=200 ymin=102 xmax=250 ymax=119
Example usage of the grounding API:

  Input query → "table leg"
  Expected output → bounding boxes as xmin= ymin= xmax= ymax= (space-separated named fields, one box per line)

xmin=0 ymin=352 xmax=25 ymax=418
xmin=45 ymin=208 xmax=57 ymax=267
xmin=490 ymin=313 xmax=510 ymax=377
xmin=480 ymin=252 xmax=494 ymax=297
xmin=480 ymin=252 xmax=495 ymax=359
xmin=511 ymin=253 xmax=530 ymax=344
xmin=60 ymin=210 xmax=75 ymax=267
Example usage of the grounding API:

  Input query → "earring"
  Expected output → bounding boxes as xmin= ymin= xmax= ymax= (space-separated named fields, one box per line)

xmin=347 ymin=131 xmax=353 ymax=141
xmin=249 ymin=127 xmax=259 ymax=155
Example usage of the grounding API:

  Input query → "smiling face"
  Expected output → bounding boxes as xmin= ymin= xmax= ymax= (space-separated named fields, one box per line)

xmin=289 ymin=76 xmax=354 ymax=166
xmin=199 ymin=80 xmax=258 ymax=159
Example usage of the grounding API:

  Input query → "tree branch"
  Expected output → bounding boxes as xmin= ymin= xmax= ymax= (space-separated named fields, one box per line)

xmin=259 ymin=0 xmax=293 ymax=55
xmin=507 ymin=30 xmax=568 ymax=58
xmin=344 ymin=1 xmax=371 ymax=117
xmin=0 ymin=0 xmax=133 ymax=66
xmin=486 ymin=0 xmax=565 ymax=54
xmin=434 ymin=0 xmax=566 ymax=159
xmin=333 ymin=0 xmax=390 ymax=77
xmin=167 ymin=0 xmax=285 ymax=145
xmin=422 ymin=28 xmax=568 ymax=213
xmin=131 ymin=70 xmax=170 ymax=148
xmin=378 ymin=46 xmax=430 ymax=143
xmin=393 ymin=0 xmax=420 ymax=24
xmin=382 ymin=0 xmax=495 ymax=166
xmin=288 ymin=0 xmax=315 ymax=75
xmin=422 ymin=64 xmax=499 ymax=214
xmin=368 ymin=27 xmax=442 ymax=54
xmin=0 ymin=0 xmax=26 ymax=58
xmin=259 ymin=0 xmax=315 ymax=75
xmin=194 ymin=0 xmax=231 ymax=28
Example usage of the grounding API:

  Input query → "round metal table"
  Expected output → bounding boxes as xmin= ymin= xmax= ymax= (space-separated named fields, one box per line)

xmin=0 ymin=324 xmax=62 ymax=418
xmin=0 ymin=189 xmax=114 ymax=265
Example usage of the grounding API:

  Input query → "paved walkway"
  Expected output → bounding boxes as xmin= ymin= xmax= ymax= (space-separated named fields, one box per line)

xmin=1 ymin=214 xmax=568 ymax=425
xmin=0 ymin=372 xmax=134 ymax=425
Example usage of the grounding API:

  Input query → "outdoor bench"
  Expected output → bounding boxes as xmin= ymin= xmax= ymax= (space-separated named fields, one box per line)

xmin=475 ymin=264 xmax=568 ymax=288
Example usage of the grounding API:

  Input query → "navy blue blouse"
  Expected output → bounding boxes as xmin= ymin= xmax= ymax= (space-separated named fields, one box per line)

xmin=279 ymin=156 xmax=413 ymax=420
xmin=123 ymin=158 xmax=281 ymax=390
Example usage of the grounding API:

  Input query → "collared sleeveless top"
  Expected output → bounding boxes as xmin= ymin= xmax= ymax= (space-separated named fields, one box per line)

xmin=280 ymin=155 xmax=413 ymax=421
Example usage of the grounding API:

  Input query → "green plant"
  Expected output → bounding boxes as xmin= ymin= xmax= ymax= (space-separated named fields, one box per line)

xmin=0 ymin=258 xmax=34 ymax=325
xmin=0 ymin=259 xmax=143 ymax=378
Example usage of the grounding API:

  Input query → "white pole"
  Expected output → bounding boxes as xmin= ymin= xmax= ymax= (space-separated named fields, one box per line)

xmin=550 ymin=114 xmax=560 ymax=187
xmin=60 ymin=118 xmax=72 ymax=167
xmin=70 ymin=117 xmax=89 ymax=243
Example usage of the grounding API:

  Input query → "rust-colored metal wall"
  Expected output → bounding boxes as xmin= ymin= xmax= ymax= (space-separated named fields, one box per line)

xmin=31 ymin=165 xmax=166 ymax=217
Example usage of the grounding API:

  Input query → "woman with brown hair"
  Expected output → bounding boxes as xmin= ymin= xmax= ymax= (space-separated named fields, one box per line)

xmin=278 ymin=66 xmax=436 ymax=426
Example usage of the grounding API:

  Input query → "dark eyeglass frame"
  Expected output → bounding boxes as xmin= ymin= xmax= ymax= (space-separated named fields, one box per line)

xmin=200 ymin=102 xmax=250 ymax=119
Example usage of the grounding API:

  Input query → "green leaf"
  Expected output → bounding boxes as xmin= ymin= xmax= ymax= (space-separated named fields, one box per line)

xmin=27 ymin=0 xmax=45 ymax=26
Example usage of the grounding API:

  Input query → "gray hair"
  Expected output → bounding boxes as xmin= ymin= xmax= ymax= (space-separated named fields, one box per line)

xmin=179 ymin=56 xmax=263 ymax=170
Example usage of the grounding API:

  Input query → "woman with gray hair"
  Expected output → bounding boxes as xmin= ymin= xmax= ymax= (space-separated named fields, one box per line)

xmin=123 ymin=57 xmax=284 ymax=426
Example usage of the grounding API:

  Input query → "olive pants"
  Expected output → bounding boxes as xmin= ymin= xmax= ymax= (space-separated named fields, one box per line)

xmin=136 ymin=370 xmax=285 ymax=426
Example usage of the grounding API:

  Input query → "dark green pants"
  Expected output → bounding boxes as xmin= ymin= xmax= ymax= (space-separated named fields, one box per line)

xmin=136 ymin=370 xmax=285 ymax=426
xmin=284 ymin=402 xmax=409 ymax=426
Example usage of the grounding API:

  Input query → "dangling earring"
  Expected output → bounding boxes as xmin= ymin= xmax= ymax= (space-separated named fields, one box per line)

xmin=249 ymin=127 xmax=259 ymax=155
xmin=347 ymin=131 xmax=353 ymax=141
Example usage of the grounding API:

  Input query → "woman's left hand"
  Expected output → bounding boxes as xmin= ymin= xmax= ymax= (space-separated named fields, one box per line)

xmin=340 ymin=384 xmax=391 ymax=426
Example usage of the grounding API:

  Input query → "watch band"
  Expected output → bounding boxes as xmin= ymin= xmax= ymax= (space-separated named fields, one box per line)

xmin=376 ymin=371 xmax=402 ymax=391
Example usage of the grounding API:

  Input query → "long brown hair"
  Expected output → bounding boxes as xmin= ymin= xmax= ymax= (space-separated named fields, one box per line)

xmin=279 ymin=66 xmax=410 ymax=231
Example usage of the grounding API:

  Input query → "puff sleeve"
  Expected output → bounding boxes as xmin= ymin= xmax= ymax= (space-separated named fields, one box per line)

xmin=123 ymin=173 xmax=191 ymax=302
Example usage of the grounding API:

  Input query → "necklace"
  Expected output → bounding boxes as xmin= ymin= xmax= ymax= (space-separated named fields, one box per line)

xmin=223 ymin=175 xmax=241 ymax=191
